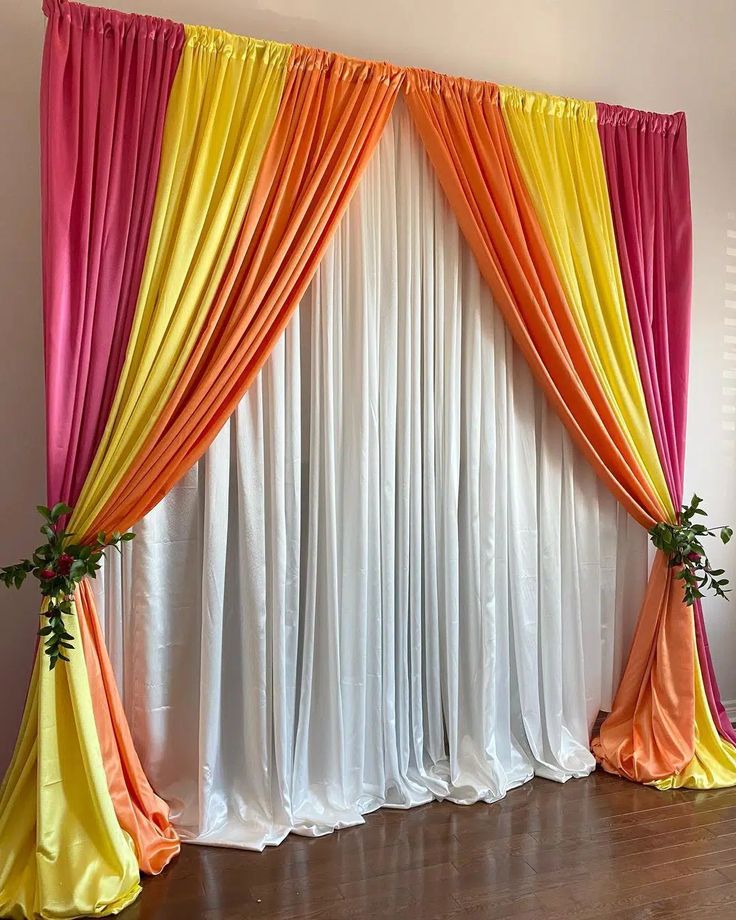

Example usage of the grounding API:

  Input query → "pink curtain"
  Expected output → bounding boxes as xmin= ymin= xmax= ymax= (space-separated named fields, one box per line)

xmin=598 ymin=103 xmax=736 ymax=746
xmin=39 ymin=0 xmax=185 ymax=872
xmin=41 ymin=0 xmax=184 ymax=507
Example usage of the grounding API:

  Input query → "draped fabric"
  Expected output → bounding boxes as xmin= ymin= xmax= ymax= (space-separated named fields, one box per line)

xmin=42 ymin=0 xmax=184 ymax=507
xmin=403 ymin=73 xmax=695 ymax=781
xmin=91 ymin=104 xmax=646 ymax=847
xmin=75 ymin=48 xmax=404 ymax=541
xmin=1 ymin=2 xmax=728 ymax=916
xmin=70 ymin=26 xmax=293 ymax=539
xmin=596 ymin=105 xmax=736 ymax=750
xmin=0 ymin=613 xmax=141 ymax=920
xmin=403 ymin=72 xmax=666 ymax=528
xmin=596 ymin=104 xmax=691 ymax=508
xmin=594 ymin=104 xmax=736 ymax=782
xmin=499 ymin=89 xmax=672 ymax=519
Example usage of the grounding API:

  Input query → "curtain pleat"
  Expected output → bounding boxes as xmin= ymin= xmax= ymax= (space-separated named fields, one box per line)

xmin=596 ymin=104 xmax=736 ymax=783
xmin=78 ymin=48 xmax=404 ymax=540
xmin=403 ymin=72 xmax=667 ymax=529
xmin=92 ymin=102 xmax=646 ymax=847
xmin=42 ymin=0 xmax=184 ymax=508
xmin=403 ymin=71 xmax=695 ymax=782
xmin=0 ymin=4 xmax=185 ymax=916
xmin=70 ymin=25 xmax=291 ymax=536
xmin=0 ymin=614 xmax=141 ymax=920
xmin=499 ymin=89 xmax=672 ymax=519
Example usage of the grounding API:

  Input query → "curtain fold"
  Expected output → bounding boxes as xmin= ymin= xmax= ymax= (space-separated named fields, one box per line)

xmin=42 ymin=0 xmax=184 ymax=508
xmin=0 ymin=614 xmax=141 ymax=920
xmin=402 ymin=71 xmax=666 ymax=529
xmin=1 ymin=4 xmax=185 ymax=917
xmin=596 ymin=104 xmax=691 ymax=508
xmin=594 ymin=103 xmax=736 ymax=780
xmin=62 ymin=43 xmax=402 ymax=875
xmin=498 ymin=89 xmax=672 ymax=519
xmin=91 ymin=102 xmax=646 ymax=847
xmin=70 ymin=24 xmax=292 ymax=537
xmin=403 ymin=71 xmax=696 ymax=782
xmin=76 ymin=48 xmax=404 ymax=540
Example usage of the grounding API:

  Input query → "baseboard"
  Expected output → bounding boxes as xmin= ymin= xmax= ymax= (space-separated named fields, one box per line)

xmin=724 ymin=700 xmax=736 ymax=726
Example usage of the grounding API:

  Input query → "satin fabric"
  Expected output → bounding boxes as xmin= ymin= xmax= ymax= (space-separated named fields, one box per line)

xmin=694 ymin=603 xmax=736 ymax=746
xmin=593 ymin=104 xmax=736 ymax=782
xmin=403 ymin=71 xmax=665 ymax=529
xmin=597 ymin=103 xmax=735 ymax=748
xmin=76 ymin=581 xmax=181 ymax=874
xmin=591 ymin=552 xmax=694 ymax=781
xmin=82 ymin=48 xmax=404 ymax=539
xmin=499 ymin=88 xmax=672 ymax=521
xmin=70 ymin=26 xmax=291 ymax=536
xmin=42 ymin=0 xmax=184 ymax=507
xmin=91 ymin=102 xmax=646 ymax=847
xmin=403 ymin=72 xmax=697 ymax=782
xmin=596 ymin=104 xmax=691 ymax=508
xmin=653 ymin=639 xmax=736 ymax=789
xmin=0 ymin=613 xmax=140 ymax=920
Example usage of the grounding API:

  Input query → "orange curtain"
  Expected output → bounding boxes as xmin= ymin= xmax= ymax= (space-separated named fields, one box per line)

xmin=403 ymin=69 xmax=694 ymax=781
xmin=87 ymin=48 xmax=403 ymax=537
xmin=75 ymin=46 xmax=403 ymax=858
xmin=76 ymin=581 xmax=180 ymax=874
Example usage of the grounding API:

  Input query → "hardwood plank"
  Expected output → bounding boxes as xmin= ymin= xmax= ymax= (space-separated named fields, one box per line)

xmin=120 ymin=770 xmax=736 ymax=920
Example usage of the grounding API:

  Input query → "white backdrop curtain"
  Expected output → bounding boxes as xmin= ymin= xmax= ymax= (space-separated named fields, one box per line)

xmin=93 ymin=101 xmax=647 ymax=850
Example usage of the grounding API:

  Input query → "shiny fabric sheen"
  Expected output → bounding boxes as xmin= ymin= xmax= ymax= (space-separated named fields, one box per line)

xmin=70 ymin=26 xmax=291 ymax=537
xmin=0 ymin=614 xmax=140 ymax=920
xmin=404 ymin=73 xmax=695 ymax=782
xmin=91 ymin=103 xmax=646 ymax=845
xmin=84 ymin=48 xmax=403 ymax=536
xmin=41 ymin=0 xmax=184 ymax=508
xmin=499 ymin=88 xmax=673 ymax=521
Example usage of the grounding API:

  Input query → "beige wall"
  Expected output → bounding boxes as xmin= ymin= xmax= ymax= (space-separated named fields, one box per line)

xmin=1 ymin=0 xmax=734 ymax=769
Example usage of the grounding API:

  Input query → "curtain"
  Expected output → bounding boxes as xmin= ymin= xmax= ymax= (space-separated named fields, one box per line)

xmin=403 ymin=73 xmax=700 ymax=783
xmin=92 ymin=102 xmax=647 ymax=849
xmin=595 ymin=104 xmax=736 ymax=780
xmin=42 ymin=0 xmax=183 ymax=507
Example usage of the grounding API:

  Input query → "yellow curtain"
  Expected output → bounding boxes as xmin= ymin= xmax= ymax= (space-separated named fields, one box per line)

xmin=499 ymin=88 xmax=673 ymax=521
xmin=0 ymin=614 xmax=140 ymax=920
xmin=653 ymin=639 xmax=736 ymax=790
xmin=71 ymin=26 xmax=291 ymax=537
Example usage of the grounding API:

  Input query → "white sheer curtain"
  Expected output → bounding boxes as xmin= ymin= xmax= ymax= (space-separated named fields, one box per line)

xmin=93 ymin=101 xmax=647 ymax=850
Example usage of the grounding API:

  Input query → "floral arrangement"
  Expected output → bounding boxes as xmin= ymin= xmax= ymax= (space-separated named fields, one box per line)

xmin=0 ymin=503 xmax=133 ymax=668
xmin=649 ymin=494 xmax=732 ymax=606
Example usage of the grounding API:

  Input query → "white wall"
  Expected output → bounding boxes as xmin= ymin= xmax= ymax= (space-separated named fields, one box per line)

xmin=1 ymin=0 xmax=734 ymax=770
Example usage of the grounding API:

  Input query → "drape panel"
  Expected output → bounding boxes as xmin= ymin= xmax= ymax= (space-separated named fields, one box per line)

xmin=92 ymin=104 xmax=646 ymax=847
xmin=594 ymin=105 xmax=736 ymax=783
xmin=402 ymin=74 xmax=696 ymax=781
xmin=499 ymin=89 xmax=672 ymax=519
xmin=1 ymin=2 xmax=727 ymax=915
xmin=0 ymin=613 xmax=141 ymax=920
xmin=42 ymin=0 xmax=184 ymax=507
xmin=77 ymin=48 xmax=404 ymax=541
xmin=403 ymin=72 xmax=667 ymax=529
xmin=596 ymin=105 xmax=736 ymax=749
xmin=70 ymin=25 xmax=292 ymax=537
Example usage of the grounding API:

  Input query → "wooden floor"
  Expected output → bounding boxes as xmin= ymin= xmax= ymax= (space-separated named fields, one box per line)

xmin=119 ymin=770 xmax=736 ymax=920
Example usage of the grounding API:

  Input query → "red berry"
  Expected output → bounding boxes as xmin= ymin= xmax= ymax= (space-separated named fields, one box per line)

xmin=57 ymin=553 xmax=73 ymax=575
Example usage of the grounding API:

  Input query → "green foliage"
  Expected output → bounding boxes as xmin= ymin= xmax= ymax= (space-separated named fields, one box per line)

xmin=0 ymin=504 xmax=135 ymax=669
xmin=649 ymin=494 xmax=732 ymax=606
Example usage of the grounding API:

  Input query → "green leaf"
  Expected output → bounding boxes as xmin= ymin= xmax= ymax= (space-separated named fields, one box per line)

xmin=49 ymin=502 xmax=72 ymax=523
